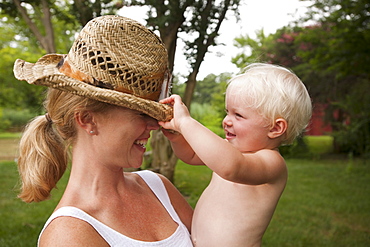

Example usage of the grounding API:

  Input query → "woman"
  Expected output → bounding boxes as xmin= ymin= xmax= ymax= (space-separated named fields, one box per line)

xmin=13 ymin=15 xmax=193 ymax=246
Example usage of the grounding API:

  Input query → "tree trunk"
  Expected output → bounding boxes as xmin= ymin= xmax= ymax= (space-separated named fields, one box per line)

xmin=183 ymin=71 xmax=198 ymax=107
xmin=146 ymin=0 xmax=239 ymax=181
xmin=14 ymin=0 xmax=55 ymax=53
xmin=150 ymin=130 xmax=178 ymax=182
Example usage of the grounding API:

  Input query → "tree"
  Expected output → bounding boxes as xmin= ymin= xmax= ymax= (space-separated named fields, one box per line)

xmin=0 ymin=15 xmax=46 ymax=111
xmin=297 ymin=0 xmax=370 ymax=156
xmin=192 ymin=73 xmax=229 ymax=105
xmin=191 ymin=72 xmax=230 ymax=135
xmin=1 ymin=1 xmax=243 ymax=179
xmin=0 ymin=0 xmax=123 ymax=53
xmin=124 ymin=0 xmax=241 ymax=181
xmin=0 ymin=1 xmax=124 ymax=111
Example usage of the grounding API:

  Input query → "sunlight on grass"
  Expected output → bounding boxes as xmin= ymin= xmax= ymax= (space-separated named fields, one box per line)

xmin=0 ymin=132 xmax=22 ymax=139
xmin=263 ymin=158 xmax=370 ymax=246
xmin=0 ymin=162 xmax=69 ymax=246
xmin=305 ymin=135 xmax=334 ymax=154
xmin=174 ymin=162 xmax=212 ymax=208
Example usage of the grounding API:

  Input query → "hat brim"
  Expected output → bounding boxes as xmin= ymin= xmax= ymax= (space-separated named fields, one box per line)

xmin=14 ymin=54 xmax=173 ymax=121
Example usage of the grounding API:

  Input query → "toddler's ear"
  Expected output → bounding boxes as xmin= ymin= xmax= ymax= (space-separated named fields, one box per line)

xmin=268 ymin=118 xmax=287 ymax=139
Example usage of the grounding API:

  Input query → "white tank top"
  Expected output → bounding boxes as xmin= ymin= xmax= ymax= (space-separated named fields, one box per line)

xmin=38 ymin=170 xmax=193 ymax=246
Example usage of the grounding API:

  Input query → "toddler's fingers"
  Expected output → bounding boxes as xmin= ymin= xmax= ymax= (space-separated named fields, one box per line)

xmin=160 ymin=127 xmax=180 ymax=136
xmin=159 ymin=121 xmax=172 ymax=129
xmin=159 ymin=98 xmax=171 ymax=104
xmin=161 ymin=94 xmax=179 ymax=104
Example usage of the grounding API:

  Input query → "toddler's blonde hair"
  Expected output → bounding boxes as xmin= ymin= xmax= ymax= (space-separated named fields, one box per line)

xmin=226 ymin=63 xmax=312 ymax=145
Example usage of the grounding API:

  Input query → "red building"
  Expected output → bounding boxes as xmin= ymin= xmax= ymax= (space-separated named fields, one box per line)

xmin=306 ymin=103 xmax=332 ymax=136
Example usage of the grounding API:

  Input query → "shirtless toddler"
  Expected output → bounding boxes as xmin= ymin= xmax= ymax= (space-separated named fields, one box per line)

xmin=159 ymin=63 xmax=312 ymax=246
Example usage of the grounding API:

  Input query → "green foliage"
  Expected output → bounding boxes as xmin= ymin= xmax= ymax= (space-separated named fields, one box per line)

xmin=178 ymin=0 xmax=241 ymax=67
xmin=300 ymin=0 xmax=370 ymax=78
xmin=170 ymin=74 xmax=186 ymax=96
xmin=190 ymin=102 xmax=224 ymax=137
xmin=330 ymin=79 xmax=370 ymax=157
xmin=1 ymin=108 xmax=37 ymax=131
xmin=280 ymin=136 xmax=311 ymax=159
xmin=232 ymin=26 xmax=303 ymax=68
xmin=0 ymin=46 xmax=46 ymax=112
xmin=0 ymin=0 xmax=124 ymax=115
xmin=296 ymin=0 xmax=370 ymax=157
xmin=280 ymin=135 xmax=335 ymax=160
xmin=231 ymin=0 xmax=370 ymax=157
xmin=0 ymin=15 xmax=47 ymax=112
xmin=0 ymin=108 xmax=10 ymax=132
xmin=193 ymin=73 xmax=230 ymax=105
xmin=185 ymin=72 xmax=230 ymax=137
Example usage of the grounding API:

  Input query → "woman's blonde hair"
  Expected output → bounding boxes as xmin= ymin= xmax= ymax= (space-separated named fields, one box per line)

xmin=226 ymin=63 xmax=312 ymax=145
xmin=17 ymin=89 xmax=110 ymax=203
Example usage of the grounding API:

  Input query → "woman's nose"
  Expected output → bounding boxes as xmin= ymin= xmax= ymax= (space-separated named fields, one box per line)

xmin=147 ymin=117 xmax=160 ymax=130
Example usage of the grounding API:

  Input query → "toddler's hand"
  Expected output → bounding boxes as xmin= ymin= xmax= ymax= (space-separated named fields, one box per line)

xmin=159 ymin=94 xmax=191 ymax=133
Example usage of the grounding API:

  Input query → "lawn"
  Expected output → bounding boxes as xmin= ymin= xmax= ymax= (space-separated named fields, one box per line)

xmin=0 ymin=134 xmax=369 ymax=246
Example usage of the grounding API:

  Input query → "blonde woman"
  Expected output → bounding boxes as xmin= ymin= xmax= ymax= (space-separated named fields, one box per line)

xmin=14 ymin=16 xmax=193 ymax=247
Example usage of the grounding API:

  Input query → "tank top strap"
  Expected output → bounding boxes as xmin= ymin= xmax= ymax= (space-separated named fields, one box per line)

xmin=37 ymin=170 xmax=192 ymax=246
xmin=134 ymin=170 xmax=181 ymax=223
xmin=37 ymin=206 xmax=119 ymax=246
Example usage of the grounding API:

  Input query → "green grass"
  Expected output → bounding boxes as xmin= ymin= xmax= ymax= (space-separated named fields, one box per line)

xmin=0 ymin=162 xmax=70 ymax=246
xmin=1 ymin=159 xmax=369 ymax=246
xmin=174 ymin=163 xmax=212 ymax=208
xmin=1 ymin=135 xmax=369 ymax=246
xmin=304 ymin=135 xmax=334 ymax=155
xmin=263 ymin=158 xmax=370 ymax=246
xmin=0 ymin=132 xmax=22 ymax=139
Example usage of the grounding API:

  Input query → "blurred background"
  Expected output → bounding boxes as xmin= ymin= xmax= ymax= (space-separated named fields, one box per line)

xmin=0 ymin=0 xmax=369 ymax=246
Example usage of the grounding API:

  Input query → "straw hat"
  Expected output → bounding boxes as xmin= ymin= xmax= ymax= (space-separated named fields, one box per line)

xmin=13 ymin=15 xmax=173 ymax=121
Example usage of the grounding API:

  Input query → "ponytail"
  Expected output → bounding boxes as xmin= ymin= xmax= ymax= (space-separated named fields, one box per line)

xmin=17 ymin=89 xmax=111 ymax=203
xmin=17 ymin=115 xmax=67 ymax=202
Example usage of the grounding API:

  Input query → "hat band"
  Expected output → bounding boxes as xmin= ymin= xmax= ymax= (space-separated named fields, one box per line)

xmin=58 ymin=57 xmax=166 ymax=101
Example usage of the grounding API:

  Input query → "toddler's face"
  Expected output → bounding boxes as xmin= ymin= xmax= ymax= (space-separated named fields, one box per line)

xmin=223 ymin=95 xmax=271 ymax=153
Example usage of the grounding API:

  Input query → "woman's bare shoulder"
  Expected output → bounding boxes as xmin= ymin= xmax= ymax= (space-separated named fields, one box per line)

xmin=39 ymin=216 xmax=109 ymax=247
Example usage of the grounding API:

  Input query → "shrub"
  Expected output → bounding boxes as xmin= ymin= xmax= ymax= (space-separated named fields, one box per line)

xmin=1 ymin=108 xmax=37 ymax=132
xmin=190 ymin=102 xmax=224 ymax=137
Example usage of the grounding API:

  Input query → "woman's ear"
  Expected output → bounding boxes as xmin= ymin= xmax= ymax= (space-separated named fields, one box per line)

xmin=75 ymin=111 xmax=96 ymax=135
xmin=268 ymin=118 xmax=287 ymax=139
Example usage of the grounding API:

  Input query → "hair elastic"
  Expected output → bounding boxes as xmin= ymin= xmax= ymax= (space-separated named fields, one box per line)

xmin=45 ymin=113 xmax=52 ymax=123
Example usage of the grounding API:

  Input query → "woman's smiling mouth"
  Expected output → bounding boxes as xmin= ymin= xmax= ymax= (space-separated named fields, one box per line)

xmin=134 ymin=139 xmax=147 ymax=149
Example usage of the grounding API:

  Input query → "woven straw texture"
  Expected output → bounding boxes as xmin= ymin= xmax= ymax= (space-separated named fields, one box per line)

xmin=13 ymin=15 xmax=173 ymax=121
xmin=68 ymin=15 xmax=169 ymax=100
